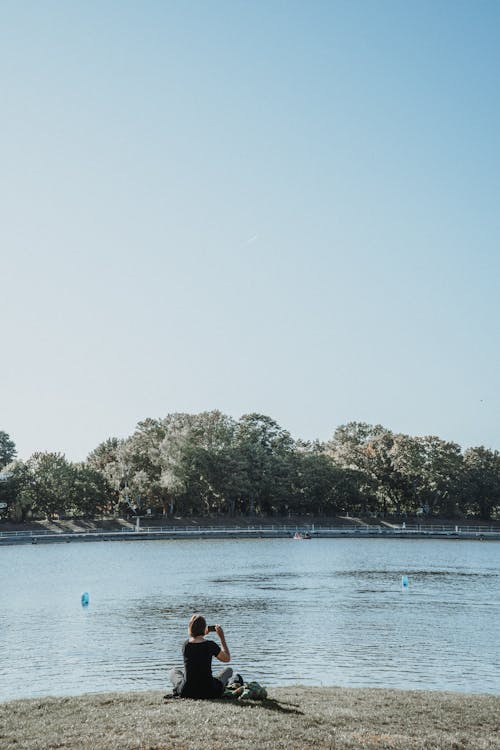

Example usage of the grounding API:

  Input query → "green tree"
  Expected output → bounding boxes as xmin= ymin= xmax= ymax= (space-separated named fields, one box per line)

xmin=87 ymin=437 xmax=125 ymax=513
xmin=182 ymin=411 xmax=239 ymax=515
xmin=119 ymin=419 xmax=167 ymax=511
xmin=0 ymin=431 xmax=16 ymax=469
xmin=157 ymin=413 xmax=199 ymax=515
xmin=69 ymin=464 xmax=115 ymax=517
xmin=156 ymin=411 xmax=247 ymax=516
xmin=0 ymin=460 xmax=33 ymax=521
xmin=326 ymin=423 xmax=393 ymax=514
xmin=80 ymin=413 xmax=499 ymax=522
xmin=234 ymin=413 xmax=295 ymax=515
xmin=292 ymin=450 xmax=343 ymax=515
xmin=387 ymin=434 xmax=427 ymax=515
xmin=87 ymin=437 xmax=122 ymax=473
xmin=24 ymin=452 xmax=74 ymax=519
xmin=463 ymin=446 xmax=500 ymax=520
xmin=415 ymin=437 xmax=464 ymax=517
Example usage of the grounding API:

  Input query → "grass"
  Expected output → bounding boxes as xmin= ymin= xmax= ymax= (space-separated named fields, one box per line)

xmin=1 ymin=686 xmax=499 ymax=750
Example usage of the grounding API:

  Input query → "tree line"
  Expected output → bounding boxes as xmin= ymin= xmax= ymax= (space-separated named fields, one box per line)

xmin=1 ymin=413 xmax=499 ymax=522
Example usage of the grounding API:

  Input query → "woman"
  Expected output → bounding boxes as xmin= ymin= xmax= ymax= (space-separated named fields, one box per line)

xmin=169 ymin=613 xmax=233 ymax=699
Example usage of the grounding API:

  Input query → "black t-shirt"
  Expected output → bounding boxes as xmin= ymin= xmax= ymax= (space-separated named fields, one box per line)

xmin=179 ymin=639 xmax=222 ymax=698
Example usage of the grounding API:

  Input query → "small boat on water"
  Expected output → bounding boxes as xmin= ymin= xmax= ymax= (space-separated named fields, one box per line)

xmin=293 ymin=531 xmax=312 ymax=540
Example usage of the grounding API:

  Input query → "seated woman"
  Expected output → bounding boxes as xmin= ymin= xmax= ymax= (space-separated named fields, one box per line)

xmin=169 ymin=613 xmax=233 ymax=699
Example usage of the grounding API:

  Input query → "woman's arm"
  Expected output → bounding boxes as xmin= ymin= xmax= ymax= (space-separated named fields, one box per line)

xmin=214 ymin=625 xmax=231 ymax=662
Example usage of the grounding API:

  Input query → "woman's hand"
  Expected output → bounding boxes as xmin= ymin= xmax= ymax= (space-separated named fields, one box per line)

xmin=214 ymin=624 xmax=231 ymax=662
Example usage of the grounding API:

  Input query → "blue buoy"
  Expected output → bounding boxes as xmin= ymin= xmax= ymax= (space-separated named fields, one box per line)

xmin=81 ymin=592 xmax=90 ymax=607
xmin=401 ymin=575 xmax=409 ymax=590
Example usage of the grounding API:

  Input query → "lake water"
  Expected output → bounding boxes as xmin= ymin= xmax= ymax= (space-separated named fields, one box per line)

xmin=1 ymin=537 xmax=499 ymax=701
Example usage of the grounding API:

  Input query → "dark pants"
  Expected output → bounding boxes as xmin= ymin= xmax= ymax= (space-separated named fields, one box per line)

xmin=169 ymin=666 xmax=233 ymax=694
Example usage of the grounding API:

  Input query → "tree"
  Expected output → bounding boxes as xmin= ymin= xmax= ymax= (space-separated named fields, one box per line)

xmin=79 ymin=413 xmax=498 ymax=522
xmin=326 ymin=423 xmax=394 ymax=514
xmin=23 ymin=452 xmax=74 ymax=519
xmin=463 ymin=447 xmax=500 ymax=520
xmin=292 ymin=449 xmax=344 ymax=515
xmin=181 ymin=411 xmax=240 ymax=515
xmin=0 ymin=460 xmax=33 ymax=521
xmin=414 ymin=437 xmax=464 ymax=517
xmin=87 ymin=437 xmax=122 ymax=473
xmin=0 ymin=431 xmax=16 ymax=469
xmin=156 ymin=411 xmax=246 ymax=516
xmin=87 ymin=437 xmax=125 ymax=513
xmin=234 ymin=414 xmax=295 ymax=515
xmin=388 ymin=434 xmax=427 ymax=515
xmin=157 ymin=413 xmax=199 ymax=515
xmin=69 ymin=464 xmax=115 ymax=517
xmin=120 ymin=419 xmax=167 ymax=510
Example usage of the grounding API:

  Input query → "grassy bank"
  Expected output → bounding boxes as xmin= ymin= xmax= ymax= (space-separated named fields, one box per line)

xmin=1 ymin=687 xmax=499 ymax=750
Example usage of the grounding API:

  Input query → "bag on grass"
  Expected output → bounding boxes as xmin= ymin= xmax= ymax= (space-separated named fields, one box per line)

xmin=223 ymin=680 xmax=267 ymax=700
xmin=240 ymin=681 xmax=267 ymax=700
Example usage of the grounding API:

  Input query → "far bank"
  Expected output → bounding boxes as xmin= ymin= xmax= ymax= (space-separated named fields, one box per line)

xmin=1 ymin=514 xmax=499 ymax=545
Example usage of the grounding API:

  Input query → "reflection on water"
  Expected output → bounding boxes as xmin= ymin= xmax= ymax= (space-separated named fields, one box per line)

xmin=0 ymin=538 xmax=499 ymax=700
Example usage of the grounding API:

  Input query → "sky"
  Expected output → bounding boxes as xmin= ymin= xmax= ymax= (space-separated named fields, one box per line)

xmin=1 ymin=0 xmax=499 ymax=461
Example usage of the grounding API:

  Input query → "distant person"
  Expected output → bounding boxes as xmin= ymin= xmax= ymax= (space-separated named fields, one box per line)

xmin=169 ymin=613 xmax=232 ymax=699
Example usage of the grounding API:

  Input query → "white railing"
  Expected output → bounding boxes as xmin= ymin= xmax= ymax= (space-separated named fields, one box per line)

xmin=386 ymin=523 xmax=498 ymax=533
xmin=1 ymin=523 xmax=499 ymax=539
xmin=0 ymin=524 xmax=323 ymax=537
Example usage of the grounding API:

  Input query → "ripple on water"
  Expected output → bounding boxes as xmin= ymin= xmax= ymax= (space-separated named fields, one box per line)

xmin=1 ymin=537 xmax=499 ymax=699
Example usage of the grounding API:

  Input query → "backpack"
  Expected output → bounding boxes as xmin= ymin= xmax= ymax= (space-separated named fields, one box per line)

xmin=224 ymin=681 xmax=267 ymax=700
xmin=240 ymin=681 xmax=267 ymax=700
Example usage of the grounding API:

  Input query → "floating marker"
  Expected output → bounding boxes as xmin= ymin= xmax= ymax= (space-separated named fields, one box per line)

xmin=81 ymin=592 xmax=90 ymax=607
xmin=401 ymin=575 xmax=409 ymax=590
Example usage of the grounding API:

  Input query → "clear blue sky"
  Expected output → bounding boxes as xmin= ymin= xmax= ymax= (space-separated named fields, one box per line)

xmin=1 ymin=1 xmax=499 ymax=461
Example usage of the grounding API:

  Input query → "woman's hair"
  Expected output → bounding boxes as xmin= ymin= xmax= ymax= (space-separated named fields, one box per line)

xmin=188 ymin=613 xmax=207 ymax=637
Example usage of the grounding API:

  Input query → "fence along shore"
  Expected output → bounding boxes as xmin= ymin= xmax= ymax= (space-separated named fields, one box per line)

xmin=1 ymin=520 xmax=499 ymax=545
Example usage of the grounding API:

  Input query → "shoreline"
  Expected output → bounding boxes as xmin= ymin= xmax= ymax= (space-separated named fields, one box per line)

xmin=2 ymin=686 xmax=499 ymax=749
xmin=2 ymin=524 xmax=499 ymax=546
xmin=2 ymin=515 xmax=500 ymax=546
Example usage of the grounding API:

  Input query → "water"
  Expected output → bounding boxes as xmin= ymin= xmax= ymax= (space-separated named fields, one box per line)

xmin=1 ymin=537 xmax=499 ymax=700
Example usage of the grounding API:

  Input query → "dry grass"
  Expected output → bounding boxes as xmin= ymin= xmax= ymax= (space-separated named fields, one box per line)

xmin=1 ymin=687 xmax=499 ymax=750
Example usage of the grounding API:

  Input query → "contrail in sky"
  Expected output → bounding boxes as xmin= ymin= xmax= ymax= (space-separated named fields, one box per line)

xmin=243 ymin=234 xmax=259 ymax=246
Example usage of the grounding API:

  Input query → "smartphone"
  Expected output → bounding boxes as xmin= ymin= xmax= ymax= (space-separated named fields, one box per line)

xmin=207 ymin=625 xmax=216 ymax=632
